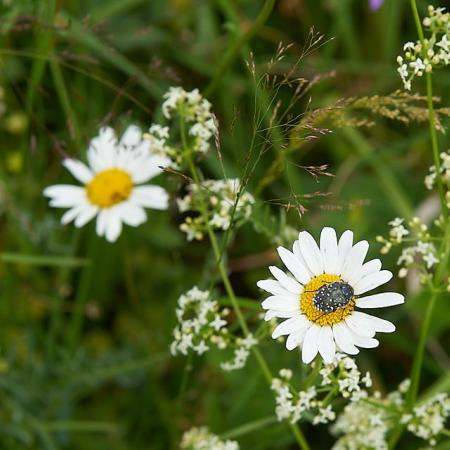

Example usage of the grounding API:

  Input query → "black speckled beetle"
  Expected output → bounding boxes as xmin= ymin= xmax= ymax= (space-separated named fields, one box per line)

xmin=313 ymin=282 xmax=354 ymax=314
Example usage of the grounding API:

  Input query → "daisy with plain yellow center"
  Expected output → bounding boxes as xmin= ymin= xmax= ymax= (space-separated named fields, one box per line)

xmin=44 ymin=125 xmax=170 ymax=242
xmin=257 ymin=227 xmax=405 ymax=364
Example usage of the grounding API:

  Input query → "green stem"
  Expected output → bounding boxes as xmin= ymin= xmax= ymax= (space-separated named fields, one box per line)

xmin=181 ymin=121 xmax=310 ymax=450
xmin=410 ymin=0 xmax=447 ymax=214
xmin=66 ymin=231 xmax=100 ymax=352
xmin=405 ymin=290 xmax=438 ymax=409
xmin=204 ymin=0 xmax=276 ymax=96
xmin=220 ymin=416 xmax=277 ymax=440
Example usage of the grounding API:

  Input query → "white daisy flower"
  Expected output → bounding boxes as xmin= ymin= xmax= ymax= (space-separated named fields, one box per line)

xmin=44 ymin=125 xmax=170 ymax=242
xmin=257 ymin=227 xmax=404 ymax=364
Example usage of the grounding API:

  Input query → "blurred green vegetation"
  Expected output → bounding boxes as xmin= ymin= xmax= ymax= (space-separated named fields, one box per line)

xmin=0 ymin=0 xmax=448 ymax=449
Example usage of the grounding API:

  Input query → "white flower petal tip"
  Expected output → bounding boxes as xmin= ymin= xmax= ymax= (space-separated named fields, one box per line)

xmin=356 ymin=292 xmax=405 ymax=308
xmin=44 ymin=125 xmax=168 ymax=242
xmin=298 ymin=231 xmax=324 ymax=275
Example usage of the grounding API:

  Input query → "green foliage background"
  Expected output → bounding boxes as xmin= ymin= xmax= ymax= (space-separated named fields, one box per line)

xmin=0 ymin=0 xmax=448 ymax=449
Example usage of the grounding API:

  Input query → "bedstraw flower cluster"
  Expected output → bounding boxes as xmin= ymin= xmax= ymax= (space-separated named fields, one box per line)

xmin=331 ymin=380 xmax=450 ymax=449
xmin=180 ymin=427 xmax=239 ymax=450
xmin=320 ymin=353 xmax=372 ymax=402
xmin=177 ymin=178 xmax=255 ymax=241
xmin=397 ymin=6 xmax=450 ymax=90
xmin=144 ymin=87 xmax=217 ymax=169
xmin=331 ymin=379 xmax=410 ymax=450
xmin=425 ymin=149 xmax=450 ymax=208
xmin=220 ymin=333 xmax=258 ymax=372
xmin=401 ymin=393 xmax=450 ymax=446
xmin=271 ymin=369 xmax=319 ymax=424
xmin=331 ymin=399 xmax=390 ymax=450
xmin=376 ymin=217 xmax=438 ymax=280
xmin=170 ymin=287 xmax=257 ymax=372
xmin=271 ymin=355 xmax=371 ymax=426
xmin=170 ymin=287 xmax=229 ymax=356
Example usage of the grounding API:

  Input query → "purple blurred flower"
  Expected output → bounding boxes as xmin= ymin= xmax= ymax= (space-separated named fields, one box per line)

xmin=369 ymin=0 xmax=384 ymax=11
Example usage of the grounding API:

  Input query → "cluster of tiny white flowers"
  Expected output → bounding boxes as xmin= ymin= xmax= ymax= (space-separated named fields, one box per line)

xmin=397 ymin=6 xmax=450 ymax=90
xmin=170 ymin=287 xmax=229 ymax=356
xmin=377 ymin=217 xmax=438 ymax=280
xmin=401 ymin=393 xmax=450 ymax=446
xmin=331 ymin=379 xmax=411 ymax=450
xmin=332 ymin=380 xmax=450 ymax=449
xmin=177 ymin=178 xmax=255 ymax=241
xmin=271 ymin=369 xmax=319 ymax=424
xmin=143 ymin=87 xmax=217 ymax=168
xmin=271 ymin=356 xmax=375 ymax=427
xmin=162 ymin=87 xmax=217 ymax=154
xmin=425 ymin=149 xmax=450 ymax=208
xmin=180 ymin=427 xmax=239 ymax=450
xmin=220 ymin=333 xmax=258 ymax=372
xmin=331 ymin=400 xmax=390 ymax=450
xmin=320 ymin=353 xmax=372 ymax=402
xmin=144 ymin=124 xmax=175 ymax=164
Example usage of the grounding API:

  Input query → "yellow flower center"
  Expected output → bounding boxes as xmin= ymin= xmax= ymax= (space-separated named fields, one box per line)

xmin=86 ymin=169 xmax=133 ymax=207
xmin=300 ymin=274 xmax=355 ymax=326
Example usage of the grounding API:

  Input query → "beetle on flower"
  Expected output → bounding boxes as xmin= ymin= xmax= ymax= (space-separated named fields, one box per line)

xmin=257 ymin=227 xmax=404 ymax=364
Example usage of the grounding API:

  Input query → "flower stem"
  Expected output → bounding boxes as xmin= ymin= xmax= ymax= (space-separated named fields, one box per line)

xmin=410 ymin=0 xmax=447 ymax=214
xmin=181 ymin=120 xmax=311 ymax=450
xmin=66 ymin=230 xmax=100 ymax=352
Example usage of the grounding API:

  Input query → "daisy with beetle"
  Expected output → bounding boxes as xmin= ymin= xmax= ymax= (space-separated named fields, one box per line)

xmin=44 ymin=125 xmax=170 ymax=242
xmin=258 ymin=227 xmax=404 ymax=364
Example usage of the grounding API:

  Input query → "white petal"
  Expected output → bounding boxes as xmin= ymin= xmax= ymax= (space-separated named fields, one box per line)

xmin=318 ymin=326 xmax=336 ymax=363
xmin=104 ymin=208 xmax=123 ymax=242
xmin=257 ymin=280 xmax=294 ymax=297
xmin=62 ymin=159 xmax=93 ymax=184
xmin=261 ymin=295 xmax=299 ymax=311
xmin=120 ymin=125 xmax=142 ymax=147
xmin=361 ymin=259 xmax=382 ymax=277
xmin=272 ymin=315 xmax=304 ymax=339
xmin=96 ymin=209 xmax=109 ymax=237
xmin=44 ymin=185 xmax=86 ymax=207
xmin=264 ymin=309 xmax=299 ymax=320
xmin=130 ymin=155 xmax=170 ymax=184
xmin=130 ymin=185 xmax=169 ymax=210
xmin=352 ymin=311 xmax=395 ymax=333
xmin=87 ymin=127 xmax=118 ymax=171
xmin=347 ymin=258 xmax=381 ymax=286
xmin=286 ymin=324 xmax=310 ymax=350
xmin=340 ymin=240 xmax=369 ymax=281
xmin=337 ymin=230 xmax=353 ymax=272
xmin=345 ymin=314 xmax=376 ymax=338
xmin=356 ymin=292 xmax=404 ymax=309
xmin=293 ymin=240 xmax=313 ymax=280
xmin=320 ymin=227 xmax=339 ymax=274
xmin=277 ymin=247 xmax=310 ymax=284
xmin=301 ymin=324 xmax=321 ymax=364
xmin=354 ymin=270 xmax=393 ymax=295
xmin=116 ymin=202 xmax=147 ymax=227
xmin=350 ymin=332 xmax=379 ymax=349
xmin=332 ymin=323 xmax=359 ymax=355
xmin=298 ymin=231 xmax=324 ymax=275
xmin=61 ymin=205 xmax=84 ymax=225
xmin=74 ymin=205 xmax=98 ymax=227
xmin=269 ymin=266 xmax=302 ymax=294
